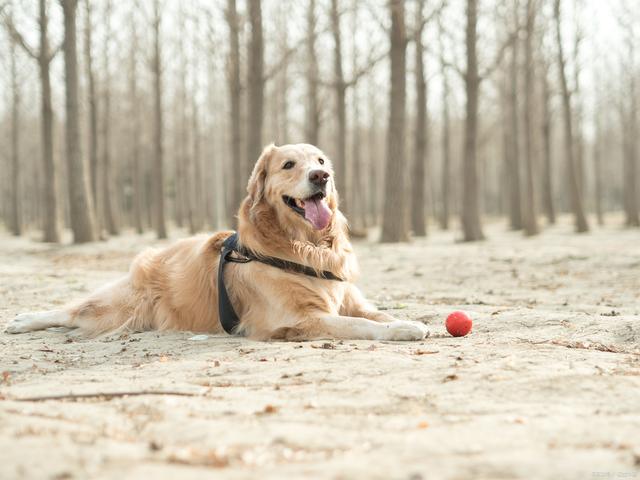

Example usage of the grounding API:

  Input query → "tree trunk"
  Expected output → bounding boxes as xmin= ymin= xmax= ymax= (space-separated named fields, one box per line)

xmin=225 ymin=0 xmax=242 ymax=226
xmin=246 ymin=0 xmax=264 ymax=180
xmin=129 ymin=13 xmax=143 ymax=234
xmin=191 ymin=100 xmax=204 ymax=233
xmin=438 ymin=20 xmax=451 ymax=231
xmin=349 ymin=0 xmax=365 ymax=231
xmin=461 ymin=0 xmax=484 ymax=241
xmin=521 ymin=0 xmax=538 ymax=236
xmin=593 ymin=103 xmax=604 ymax=226
xmin=330 ymin=0 xmax=348 ymax=213
xmin=151 ymin=0 xmax=167 ymax=239
xmin=276 ymin=5 xmax=289 ymax=142
xmin=554 ymin=0 xmax=589 ymax=233
xmin=83 ymin=0 xmax=99 ymax=229
xmin=411 ymin=0 xmax=427 ymax=237
xmin=100 ymin=0 xmax=118 ymax=236
xmin=506 ymin=6 xmax=522 ymax=231
xmin=9 ymin=22 xmax=21 ymax=236
xmin=367 ymin=74 xmax=379 ymax=226
xmin=541 ymin=67 xmax=556 ymax=224
xmin=176 ymin=6 xmax=190 ymax=231
xmin=623 ymin=103 xmax=640 ymax=227
xmin=61 ymin=0 xmax=97 ymax=243
xmin=380 ymin=0 xmax=408 ymax=243
xmin=39 ymin=0 xmax=60 ymax=242
xmin=622 ymin=28 xmax=639 ymax=227
xmin=305 ymin=0 xmax=320 ymax=145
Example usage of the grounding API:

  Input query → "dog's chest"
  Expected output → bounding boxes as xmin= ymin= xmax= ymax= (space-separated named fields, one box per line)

xmin=238 ymin=262 xmax=348 ymax=315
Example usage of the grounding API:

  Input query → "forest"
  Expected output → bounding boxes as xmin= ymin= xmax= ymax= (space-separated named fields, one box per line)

xmin=0 ymin=0 xmax=638 ymax=243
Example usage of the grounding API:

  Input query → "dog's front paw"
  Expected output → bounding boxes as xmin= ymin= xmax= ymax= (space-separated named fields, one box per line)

xmin=6 ymin=313 xmax=40 ymax=334
xmin=382 ymin=320 xmax=429 ymax=341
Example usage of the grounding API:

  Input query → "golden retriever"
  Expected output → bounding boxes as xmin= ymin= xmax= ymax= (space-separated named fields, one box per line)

xmin=6 ymin=144 xmax=429 ymax=341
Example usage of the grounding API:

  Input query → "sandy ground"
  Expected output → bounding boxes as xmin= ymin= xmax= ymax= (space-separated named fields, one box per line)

xmin=1 ymin=218 xmax=639 ymax=480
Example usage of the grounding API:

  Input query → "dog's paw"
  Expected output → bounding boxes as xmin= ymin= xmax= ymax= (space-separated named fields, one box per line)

xmin=382 ymin=320 xmax=429 ymax=341
xmin=6 ymin=313 xmax=39 ymax=334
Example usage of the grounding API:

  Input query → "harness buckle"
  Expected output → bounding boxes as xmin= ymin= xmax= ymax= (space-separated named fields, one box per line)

xmin=224 ymin=250 xmax=252 ymax=264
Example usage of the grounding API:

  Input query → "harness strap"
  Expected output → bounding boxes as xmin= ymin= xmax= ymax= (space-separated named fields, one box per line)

xmin=217 ymin=232 xmax=343 ymax=334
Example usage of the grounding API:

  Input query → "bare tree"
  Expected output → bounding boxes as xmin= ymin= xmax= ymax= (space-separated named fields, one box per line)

xmin=246 ymin=0 xmax=264 ymax=180
xmin=100 ymin=0 xmax=118 ymax=236
xmin=505 ymin=0 xmax=522 ymax=231
xmin=553 ymin=0 xmax=589 ymax=233
xmin=151 ymin=0 xmax=167 ymax=239
xmin=366 ymin=72 xmax=381 ymax=226
xmin=305 ymin=0 xmax=320 ymax=145
xmin=438 ymin=16 xmax=451 ymax=231
xmin=540 ymin=56 xmax=556 ymax=225
xmin=380 ymin=0 xmax=408 ymax=242
xmin=83 ymin=0 xmax=99 ymax=227
xmin=174 ymin=4 xmax=189 ymax=230
xmin=225 ymin=0 xmax=242 ymax=225
xmin=60 ymin=0 xmax=97 ymax=243
xmin=128 ymin=7 xmax=143 ymax=234
xmin=461 ymin=0 xmax=484 ymax=241
xmin=618 ymin=3 xmax=639 ymax=227
xmin=5 ymin=0 xmax=61 ymax=242
xmin=521 ymin=0 xmax=539 ymax=236
xmin=274 ymin=1 xmax=290 ymax=142
xmin=330 ymin=0 xmax=348 ymax=212
xmin=6 ymin=6 xmax=21 ymax=235
xmin=349 ymin=0 xmax=367 ymax=231
xmin=593 ymin=90 xmax=604 ymax=226
xmin=189 ymin=12 xmax=204 ymax=233
xmin=411 ymin=0 xmax=428 ymax=237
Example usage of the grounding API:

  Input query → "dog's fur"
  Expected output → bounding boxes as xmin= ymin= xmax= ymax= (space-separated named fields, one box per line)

xmin=6 ymin=144 xmax=428 ymax=341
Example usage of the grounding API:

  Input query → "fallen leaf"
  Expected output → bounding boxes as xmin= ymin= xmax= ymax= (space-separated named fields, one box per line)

xmin=417 ymin=421 xmax=429 ymax=429
xmin=260 ymin=404 xmax=278 ymax=414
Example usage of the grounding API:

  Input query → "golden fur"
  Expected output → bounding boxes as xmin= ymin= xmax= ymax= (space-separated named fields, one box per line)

xmin=7 ymin=144 xmax=429 ymax=341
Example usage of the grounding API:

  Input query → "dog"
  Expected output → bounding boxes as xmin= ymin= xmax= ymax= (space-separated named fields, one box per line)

xmin=6 ymin=143 xmax=429 ymax=341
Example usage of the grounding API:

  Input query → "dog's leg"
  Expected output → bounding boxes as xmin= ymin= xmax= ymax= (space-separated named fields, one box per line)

xmin=271 ymin=314 xmax=429 ymax=341
xmin=6 ymin=309 xmax=72 ymax=334
xmin=340 ymin=284 xmax=401 ymax=323
xmin=7 ymin=276 xmax=137 ymax=335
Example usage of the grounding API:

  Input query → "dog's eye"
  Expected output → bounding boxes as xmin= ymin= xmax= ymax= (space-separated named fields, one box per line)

xmin=318 ymin=158 xmax=325 ymax=165
xmin=283 ymin=160 xmax=295 ymax=170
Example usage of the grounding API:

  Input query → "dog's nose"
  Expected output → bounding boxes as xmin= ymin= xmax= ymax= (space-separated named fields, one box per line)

xmin=309 ymin=169 xmax=330 ymax=186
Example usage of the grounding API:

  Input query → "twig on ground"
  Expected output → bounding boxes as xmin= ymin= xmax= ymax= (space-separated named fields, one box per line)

xmin=517 ymin=338 xmax=640 ymax=355
xmin=6 ymin=390 xmax=203 ymax=402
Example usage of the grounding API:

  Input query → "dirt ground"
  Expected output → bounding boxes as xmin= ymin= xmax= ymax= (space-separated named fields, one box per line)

xmin=1 ymin=218 xmax=639 ymax=480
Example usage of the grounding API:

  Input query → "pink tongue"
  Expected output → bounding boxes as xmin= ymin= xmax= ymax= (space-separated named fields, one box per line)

xmin=304 ymin=198 xmax=332 ymax=230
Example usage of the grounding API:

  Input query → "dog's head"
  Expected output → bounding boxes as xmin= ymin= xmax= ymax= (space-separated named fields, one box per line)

xmin=246 ymin=143 xmax=339 ymax=232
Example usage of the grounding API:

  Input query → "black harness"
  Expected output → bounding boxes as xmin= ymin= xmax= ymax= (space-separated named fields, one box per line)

xmin=217 ymin=232 xmax=344 ymax=334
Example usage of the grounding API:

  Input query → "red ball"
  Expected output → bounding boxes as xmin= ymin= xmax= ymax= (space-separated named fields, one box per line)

xmin=446 ymin=311 xmax=472 ymax=337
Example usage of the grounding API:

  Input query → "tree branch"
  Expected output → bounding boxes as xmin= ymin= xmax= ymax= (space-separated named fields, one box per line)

xmin=9 ymin=390 xmax=204 ymax=402
xmin=263 ymin=45 xmax=297 ymax=82
xmin=47 ymin=39 xmax=63 ymax=63
xmin=406 ymin=0 xmax=448 ymax=43
xmin=479 ymin=31 xmax=516 ymax=82
xmin=2 ymin=14 xmax=38 ymax=60
xmin=442 ymin=57 xmax=465 ymax=80
xmin=345 ymin=48 xmax=387 ymax=88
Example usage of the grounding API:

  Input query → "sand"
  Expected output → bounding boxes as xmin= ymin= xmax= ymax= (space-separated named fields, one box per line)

xmin=1 ymin=218 xmax=639 ymax=480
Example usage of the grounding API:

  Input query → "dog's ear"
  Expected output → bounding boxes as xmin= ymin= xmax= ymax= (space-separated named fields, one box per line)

xmin=247 ymin=143 xmax=276 ymax=208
